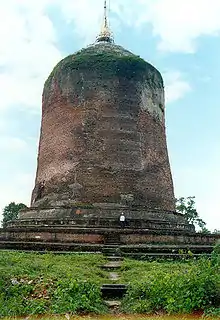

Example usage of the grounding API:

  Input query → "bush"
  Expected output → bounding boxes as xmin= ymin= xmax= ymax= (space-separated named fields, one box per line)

xmin=50 ymin=280 xmax=106 ymax=314
xmin=122 ymin=257 xmax=220 ymax=314
xmin=0 ymin=278 xmax=106 ymax=316
xmin=205 ymin=307 xmax=220 ymax=317
xmin=0 ymin=279 xmax=48 ymax=316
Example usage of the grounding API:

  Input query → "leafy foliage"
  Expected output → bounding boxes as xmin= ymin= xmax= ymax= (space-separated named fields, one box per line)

xmin=0 ymin=251 xmax=219 ymax=316
xmin=175 ymin=197 xmax=207 ymax=232
xmin=122 ymin=256 xmax=220 ymax=314
xmin=0 ymin=278 xmax=106 ymax=316
xmin=1 ymin=202 xmax=27 ymax=228
xmin=51 ymin=280 xmax=106 ymax=314
xmin=0 ymin=252 xmax=108 ymax=316
xmin=205 ymin=307 xmax=220 ymax=317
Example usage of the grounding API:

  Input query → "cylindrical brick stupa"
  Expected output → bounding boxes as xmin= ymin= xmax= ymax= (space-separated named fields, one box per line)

xmin=30 ymin=10 xmax=175 ymax=214
xmin=4 ymin=1 xmax=208 ymax=251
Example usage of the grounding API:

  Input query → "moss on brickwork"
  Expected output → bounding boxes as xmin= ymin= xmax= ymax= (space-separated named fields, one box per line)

xmin=44 ymin=43 xmax=161 ymax=91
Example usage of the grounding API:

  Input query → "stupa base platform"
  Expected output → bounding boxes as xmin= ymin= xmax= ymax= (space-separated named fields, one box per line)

xmin=0 ymin=241 xmax=217 ymax=259
xmin=0 ymin=225 xmax=218 ymax=256
xmin=0 ymin=206 xmax=219 ymax=256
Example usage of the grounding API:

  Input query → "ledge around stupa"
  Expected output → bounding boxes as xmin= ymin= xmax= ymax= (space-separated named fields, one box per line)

xmin=0 ymin=204 xmax=219 ymax=255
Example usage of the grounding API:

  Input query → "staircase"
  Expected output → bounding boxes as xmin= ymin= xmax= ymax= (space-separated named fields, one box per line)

xmin=104 ymin=233 xmax=120 ymax=245
xmin=101 ymin=284 xmax=127 ymax=299
xmin=100 ymin=252 xmax=127 ymax=313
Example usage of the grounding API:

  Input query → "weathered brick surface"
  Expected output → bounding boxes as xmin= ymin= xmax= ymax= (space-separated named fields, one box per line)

xmin=0 ymin=227 xmax=218 ymax=248
xmin=31 ymin=42 xmax=175 ymax=215
xmin=55 ymin=233 xmax=103 ymax=244
xmin=120 ymin=234 xmax=216 ymax=245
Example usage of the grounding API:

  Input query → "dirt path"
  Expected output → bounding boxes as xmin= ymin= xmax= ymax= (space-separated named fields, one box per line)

xmin=3 ymin=313 xmax=213 ymax=320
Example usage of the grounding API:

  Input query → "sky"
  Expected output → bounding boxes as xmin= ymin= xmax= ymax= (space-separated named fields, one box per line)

xmin=0 ymin=0 xmax=220 ymax=231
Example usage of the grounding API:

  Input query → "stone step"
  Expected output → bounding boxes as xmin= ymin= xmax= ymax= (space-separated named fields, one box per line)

xmin=105 ymin=300 xmax=121 ymax=307
xmin=109 ymin=272 xmax=120 ymax=281
xmin=102 ymin=247 xmax=121 ymax=255
xmin=0 ymin=241 xmax=214 ymax=256
xmin=105 ymin=241 xmax=121 ymax=245
xmin=6 ymin=218 xmax=195 ymax=232
xmin=124 ymin=252 xmax=212 ymax=259
xmin=107 ymin=256 xmax=123 ymax=261
xmin=104 ymin=233 xmax=121 ymax=245
xmin=104 ymin=300 xmax=122 ymax=314
xmin=101 ymin=284 xmax=127 ymax=299
xmin=101 ymin=261 xmax=122 ymax=269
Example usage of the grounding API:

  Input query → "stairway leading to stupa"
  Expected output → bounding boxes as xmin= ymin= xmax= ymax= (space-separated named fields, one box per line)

xmin=100 ymin=254 xmax=127 ymax=313
xmin=104 ymin=232 xmax=120 ymax=245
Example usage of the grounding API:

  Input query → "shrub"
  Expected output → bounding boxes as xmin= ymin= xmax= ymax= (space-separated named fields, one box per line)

xmin=50 ymin=280 xmax=106 ymax=314
xmin=0 ymin=277 xmax=106 ymax=316
xmin=0 ymin=279 xmax=48 ymax=316
xmin=122 ymin=257 xmax=219 ymax=314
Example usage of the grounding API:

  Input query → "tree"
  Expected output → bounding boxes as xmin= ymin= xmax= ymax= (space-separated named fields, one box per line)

xmin=175 ymin=196 xmax=208 ymax=232
xmin=2 ymin=202 xmax=27 ymax=228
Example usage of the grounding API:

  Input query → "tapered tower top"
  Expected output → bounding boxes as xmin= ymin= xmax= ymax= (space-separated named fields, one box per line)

xmin=96 ymin=0 xmax=114 ymax=43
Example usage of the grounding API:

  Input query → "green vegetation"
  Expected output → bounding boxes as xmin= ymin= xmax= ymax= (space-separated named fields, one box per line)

xmin=49 ymin=52 xmax=145 ymax=80
xmin=176 ymin=197 xmax=208 ymax=233
xmin=0 ymin=316 xmax=217 ymax=320
xmin=0 ymin=251 xmax=219 ymax=317
xmin=74 ymin=51 xmax=145 ymax=74
xmin=44 ymin=49 xmax=158 ymax=91
xmin=0 ymin=316 xmax=218 ymax=320
xmin=121 ymin=253 xmax=220 ymax=315
xmin=1 ymin=202 xmax=27 ymax=228
xmin=0 ymin=252 xmax=108 ymax=316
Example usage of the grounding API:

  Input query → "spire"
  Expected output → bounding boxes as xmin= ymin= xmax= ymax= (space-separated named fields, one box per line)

xmin=96 ymin=0 xmax=114 ymax=43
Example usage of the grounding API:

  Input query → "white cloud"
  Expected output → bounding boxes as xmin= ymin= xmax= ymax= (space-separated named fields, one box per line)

xmin=115 ymin=0 xmax=220 ymax=53
xmin=57 ymin=0 xmax=103 ymax=44
xmin=0 ymin=0 xmax=219 ymax=233
xmin=146 ymin=0 xmax=220 ymax=53
xmin=164 ymin=71 xmax=191 ymax=104
xmin=55 ymin=0 xmax=220 ymax=53
xmin=0 ymin=119 xmax=7 ymax=132
xmin=0 ymin=172 xmax=34 ymax=224
xmin=0 ymin=0 xmax=62 ymax=112
xmin=0 ymin=0 xmax=217 ymax=114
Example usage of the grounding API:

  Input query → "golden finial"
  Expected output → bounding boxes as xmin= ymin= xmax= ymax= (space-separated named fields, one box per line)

xmin=96 ymin=0 xmax=114 ymax=43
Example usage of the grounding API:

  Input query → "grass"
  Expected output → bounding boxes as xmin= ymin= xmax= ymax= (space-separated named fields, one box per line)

xmin=120 ymin=258 xmax=201 ymax=283
xmin=0 ymin=251 xmax=109 ymax=317
xmin=1 ymin=315 xmax=218 ymax=319
xmin=0 ymin=251 xmax=108 ymax=284
xmin=0 ymin=251 xmax=219 ymax=317
xmin=120 ymin=256 xmax=220 ymax=315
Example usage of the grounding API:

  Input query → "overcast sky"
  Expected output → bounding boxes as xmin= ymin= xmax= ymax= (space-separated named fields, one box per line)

xmin=0 ymin=0 xmax=220 ymax=230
